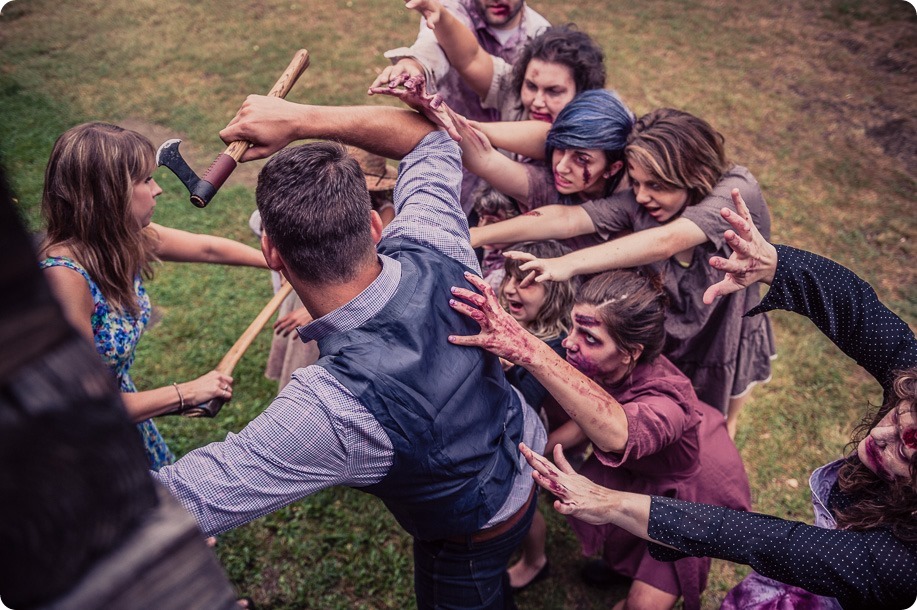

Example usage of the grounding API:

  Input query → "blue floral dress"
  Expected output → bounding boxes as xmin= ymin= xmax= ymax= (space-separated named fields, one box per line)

xmin=40 ymin=256 xmax=175 ymax=470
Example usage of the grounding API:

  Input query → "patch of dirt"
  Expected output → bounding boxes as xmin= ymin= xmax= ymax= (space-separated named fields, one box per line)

xmin=116 ymin=118 xmax=266 ymax=190
xmin=783 ymin=11 xmax=917 ymax=175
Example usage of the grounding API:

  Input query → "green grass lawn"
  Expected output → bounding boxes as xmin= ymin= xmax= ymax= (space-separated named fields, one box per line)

xmin=1 ymin=0 xmax=914 ymax=608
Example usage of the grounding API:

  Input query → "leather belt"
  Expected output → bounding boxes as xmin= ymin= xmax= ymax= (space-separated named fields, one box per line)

xmin=445 ymin=486 xmax=536 ymax=544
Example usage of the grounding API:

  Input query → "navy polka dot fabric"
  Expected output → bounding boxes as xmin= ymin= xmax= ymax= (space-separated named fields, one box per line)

xmin=645 ymin=246 xmax=917 ymax=609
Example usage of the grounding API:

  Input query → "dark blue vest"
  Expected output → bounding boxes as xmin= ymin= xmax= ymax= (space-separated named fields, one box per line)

xmin=316 ymin=238 xmax=524 ymax=541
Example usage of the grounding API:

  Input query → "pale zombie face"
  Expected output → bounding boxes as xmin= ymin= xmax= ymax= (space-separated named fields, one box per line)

xmin=475 ymin=0 xmax=525 ymax=28
xmin=501 ymin=272 xmax=548 ymax=328
xmin=130 ymin=173 xmax=161 ymax=229
xmin=520 ymin=59 xmax=576 ymax=123
xmin=857 ymin=400 xmax=917 ymax=482
xmin=627 ymin=161 xmax=689 ymax=224
xmin=562 ymin=304 xmax=634 ymax=386
xmin=552 ymin=148 xmax=610 ymax=199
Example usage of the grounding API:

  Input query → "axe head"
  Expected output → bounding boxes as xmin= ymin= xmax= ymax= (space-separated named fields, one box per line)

xmin=156 ymin=139 xmax=222 ymax=208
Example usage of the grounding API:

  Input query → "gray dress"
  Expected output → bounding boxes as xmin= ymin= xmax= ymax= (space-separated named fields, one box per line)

xmin=581 ymin=166 xmax=776 ymax=414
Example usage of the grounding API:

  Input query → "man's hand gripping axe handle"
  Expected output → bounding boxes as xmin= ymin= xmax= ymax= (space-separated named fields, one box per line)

xmin=157 ymin=49 xmax=310 ymax=208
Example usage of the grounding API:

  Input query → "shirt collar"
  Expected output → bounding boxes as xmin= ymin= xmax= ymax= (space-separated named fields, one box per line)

xmin=297 ymin=254 xmax=402 ymax=343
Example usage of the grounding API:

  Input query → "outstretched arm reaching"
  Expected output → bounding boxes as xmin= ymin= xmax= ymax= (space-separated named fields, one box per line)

xmin=392 ymin=0 xmax=496 ymax=100
xmin=219 ymin=95 xmax=437 ymax=162
xmin=448 ymin=272 xmax=630 ymax=452
xmin=469 ymin=204 xmax=596 ymax=249
xmin=508 ymin=216 xmax=708 ymax=283
xmin=521 ymin=443 xmax=655 ymax=535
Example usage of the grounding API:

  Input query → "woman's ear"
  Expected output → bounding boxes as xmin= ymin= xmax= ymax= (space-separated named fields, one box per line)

xmin=604 ymin=160 xmax=625 ymax=179
xmin=623 ymin=344 xmax=645 ymax=365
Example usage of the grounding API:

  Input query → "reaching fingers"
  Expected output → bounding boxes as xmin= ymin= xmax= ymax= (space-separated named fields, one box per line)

xmin=731 ymin=188 xmax=753 ymax=225
xmin=518 ymin=270 xmax=537 ymax=289
xmin=461 ymin=271 xmax=493 ymax=296
xmin=553 ymin=499 xmax=575 ymax=515
xmin=702 ymin=280 xmax=733 ymax=305
xmin=450 ymin=285 xmax=487 ymax=308
xmin=448 ymin=297 xmax=491 ymax=329
xmin=447 ymin=332 xmax=486 ymax=348
xmin=720 ymin=207 xmax=753 ymax=244
xmin=503 ymin=250 xmax=536 ymax=263
xmin=551 ymin=444 xmax=577 ymax=475
xmin=532 ymin=470 xmax=568 ymax=499
xmin=723 ymin=228 xmax=754 ymax=258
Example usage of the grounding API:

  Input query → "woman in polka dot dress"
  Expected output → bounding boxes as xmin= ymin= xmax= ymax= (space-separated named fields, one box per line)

xmin=519 ymin=190 xmax=917 ymax=610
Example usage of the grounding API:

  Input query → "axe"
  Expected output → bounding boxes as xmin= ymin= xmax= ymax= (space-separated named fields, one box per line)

xmin=157 ymin=49 xmax=310 ymax=208
xmin=177 ymin=282 xmax=295 ymax=417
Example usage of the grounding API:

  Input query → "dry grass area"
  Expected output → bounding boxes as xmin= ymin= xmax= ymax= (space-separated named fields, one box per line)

xmin=1 ymin=1 xmax=914 ymax=608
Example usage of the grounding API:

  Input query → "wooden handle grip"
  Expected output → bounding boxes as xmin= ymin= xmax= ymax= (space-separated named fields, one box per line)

xmin=215 ymin=282 xmax=295 ymax=375
xmin=226 ymin=49 xmax=311 ymax=162
xmin=179 ymin=282 xmax=295 ymax=418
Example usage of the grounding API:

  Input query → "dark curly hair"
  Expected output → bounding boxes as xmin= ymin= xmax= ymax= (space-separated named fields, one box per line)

xmin=835 ymin=367 xmax=917 ymax=543
xmin=510 ymin=25 xmax=606 ymax=103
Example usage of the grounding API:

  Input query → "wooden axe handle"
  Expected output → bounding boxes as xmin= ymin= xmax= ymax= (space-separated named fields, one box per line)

xmin=225 ymin=49 xmax=311 ymax=162
xmin=183 ymin=282 xmax=295 ymax=418
xmin=216 ymin=281 xmax=294 ymax=374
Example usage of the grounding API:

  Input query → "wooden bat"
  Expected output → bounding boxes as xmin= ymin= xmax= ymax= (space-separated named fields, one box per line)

xmin=181 ymin=282 xmax=295 ymax=417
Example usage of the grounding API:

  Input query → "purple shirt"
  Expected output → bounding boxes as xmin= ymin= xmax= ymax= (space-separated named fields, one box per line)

xmin=153 ymin=131 xmax=545 ymax=536
xmin=384 ymin=0 xmax=549 ymax=122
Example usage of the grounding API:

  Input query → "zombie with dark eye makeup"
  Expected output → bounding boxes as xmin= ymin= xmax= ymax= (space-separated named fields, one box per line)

xmin=513 ymin=193 xmax=917 ymax=610
xmin=449 ymin=266 xmax=752 ymax=609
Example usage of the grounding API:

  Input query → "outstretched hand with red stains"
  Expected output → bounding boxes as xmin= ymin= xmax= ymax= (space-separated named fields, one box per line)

xmin=368 ymin=75 xmax=462 ymax=142
xmin=520 ymin=443 xmax=620 ymax=525
xmin=703 ymin=188 xmax=779 ymax=304
xmin=447 ymin=271 xmax=541 ymax=365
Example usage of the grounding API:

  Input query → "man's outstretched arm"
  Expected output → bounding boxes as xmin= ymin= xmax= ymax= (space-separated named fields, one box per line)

xmin=220 ymin=95 xmax=437 ymax=162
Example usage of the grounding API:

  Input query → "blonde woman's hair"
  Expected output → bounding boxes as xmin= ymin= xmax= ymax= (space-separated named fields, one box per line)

xmin=500 ymin=240 xmax=576 ymax=341
xmin=41 ymin=122 xmax=159 ymax=316
xmin=626 ymin=108 xmax=730 ymax=207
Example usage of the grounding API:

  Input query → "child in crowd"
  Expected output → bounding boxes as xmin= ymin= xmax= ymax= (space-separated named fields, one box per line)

xmin=496 ymin=240 xmax=589 ymax=593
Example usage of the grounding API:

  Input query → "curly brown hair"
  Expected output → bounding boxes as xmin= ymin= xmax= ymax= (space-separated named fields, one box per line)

xmin=835 ymin=367 xmax=917 ymax=542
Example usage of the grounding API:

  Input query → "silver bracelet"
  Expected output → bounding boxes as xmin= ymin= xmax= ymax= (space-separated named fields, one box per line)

xmin=172 ymin=382 xmax=185 ymax=412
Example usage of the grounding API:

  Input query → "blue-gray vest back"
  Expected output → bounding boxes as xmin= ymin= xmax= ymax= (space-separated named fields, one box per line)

xmin=316 ymin=238 xmax=524 ymax=541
